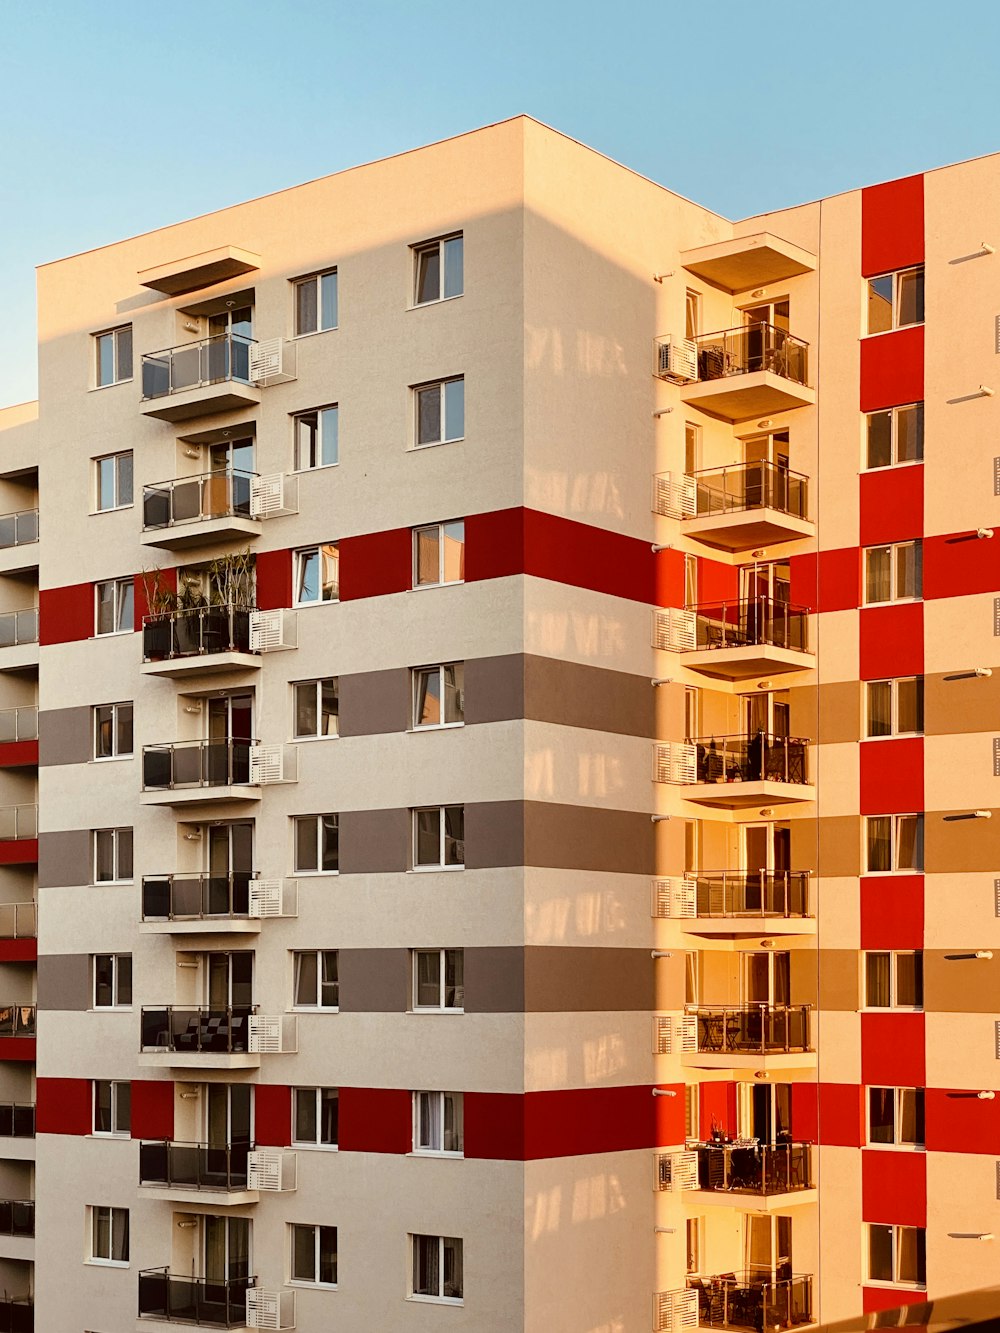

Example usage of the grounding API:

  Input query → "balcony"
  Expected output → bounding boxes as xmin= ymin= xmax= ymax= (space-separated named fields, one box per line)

xmin=0 ymin=808 xmax=37 ymax=867
xmin=0 ymin=1104 xmax=34 ymax=1139
xmin=0 ymin=1296 xmax=31 ymax=1332
xmin=694 ymin=1142 xmax=814 ymax=1209
xmin=138 ymin=1268 xmax=253 ymax=1327
xmin=0 ymin=612 xmax=38 ymax=672
xmin=141 ymin=471 xmax=260 ymax=550
xmin=139 ymin=1006 xmax=296 ymax=1069
xmin=141 ymin=607 xmax=258 ymax=678
xmin=140 ymin=332 xmax=295 ymax=423
xmin=0 ymin=511 xmax=38 ymax=577
xmin=683 ymin=599 xmax=813 ymax=681
xmin=654 ymin=873 xmax=812 ymax=937
xmin=141 ymin=740 xmax=259 ymax=807
xmin=141 ymin=874 xmax=296 ymax=936
xmin=0 ymin=904 xmax=36 ymax=964
xmin=0 ymin=1201 xmax=33 ymax=1238
xmin=138 ymin=246 xmax=261 ymax=297
xmin=689 ymin=1273 xmax=813 ymax=1331
xmin=678 ymin=735 xmax=812 ymax=808
xmin=682 ymin=325 xmax=814 ymax=421
xmin=683 ymin=462 xmax=813 ymax=551
xmin=138 ymin=1140 xmax=256 ymax=1206
xmin=0 ymin=1007 xmax=36 ymax=1063
xmin=0 ymin=708 xmax=38 ymax=771
xmin=687 ymin=1004 xmax=812 ymax=1071
xmin=681 ymin=232 xmax=816 ymax=294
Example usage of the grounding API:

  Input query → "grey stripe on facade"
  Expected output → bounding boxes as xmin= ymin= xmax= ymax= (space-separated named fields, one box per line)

xmin=37 ymin=829 xmax=92 ymax=889
xmin=37 ymin=952 xmax=91 ymax=1011
xmin=38 ymin=706 xmax=91 ymax=767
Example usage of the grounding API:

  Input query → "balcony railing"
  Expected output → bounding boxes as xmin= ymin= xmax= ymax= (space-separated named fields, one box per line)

xmin=0 ymin=1104 xmax=34 ymax=1138
xmin=0 ymin=709 xmax=37 ymax=744
xmin=691 ymin=462 xmax=808 ymax=520
xmin=0 ymin=612 xmax=37 ymax=649
xmin=694 ymin=323 xmax=808 ymax=386
xmin=0 ymin=1007 xmax=35 ymax=1037
xmin=139 ymin=1140 xmax=251 ymax=1192
xmin=142 ymin=873 xmax=254 ymax=922
xmin=694 ymin=873 xmax=809 ymax=920
xmin=696 ymin=1142 xmax=812 ymax=1194
xmin=690 ymin=1005 xmax=811 ymax=1055
xmin=0 ymin=904 xmax=36 ymax=939
xmin=0 ymin=1200 xmax=33 ymax=1237
xmin=690 ymin=1273 xmax=813 ymax=1331
xmin=143 ymin=470 xmax=255 ymax=531
xmin=142 ymin=740 xmax=254 ymax=792
xmin=141 ymin=332 xmax=254 ymax=401
xmin=688 ymin=600 xmax=809 ymax=654
xmin=0 ymin=808 xmax=36 ymax=843
xmin=0 ymin=511 xmax=38 ymax=550
xmin=0 ymin=1296 xmax=32 ymax=1333
xmin=143 ymin=607 xmax=253 ymax=662
xmin=141 ymin=1006 xmax=254 ymax=1055
xmin=691 ymin=735 xmax=807 ymax=786
xmin=138 ymin=1268 xmax=254 ymax=1327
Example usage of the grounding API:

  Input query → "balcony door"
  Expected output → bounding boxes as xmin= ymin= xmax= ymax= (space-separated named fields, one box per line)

xmin=741 ymin=692 xmax=790 ymax=740
xmin=742 ymin=950 xmax=790 ymax=1007
xmin=206 ymin=951 xmax=253 ymax=1012
xmin=743 ymin=300 xmax=790 ymax=375
xmin=742 ymin=431 xmax=790 ymax=509
xmin=739 ymin=1082 xmax=792 ymax=1146
xmin=207 ymin=305 xmax=253 ymax=383
xmin=739 ymin=559 xmax=791 ymax=606
xmin=206 ymin=822 xmax=253 ymax=916
xmin=207 ymin=694 xmax=253 ymax=784
xmin=204 ymin=1214 xmax=251 ymax=1282
xmin=746 ymin=1213 xmax=792 ymax=1281
xmin=208 ymin=437 xmax=255 ymax=518
xmin=741 ymin=823 xmax=788 ymax=913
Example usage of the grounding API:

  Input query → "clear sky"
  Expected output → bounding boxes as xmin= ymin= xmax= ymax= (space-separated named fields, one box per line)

xmin=1 ymin=0 xmax=996 ymax=406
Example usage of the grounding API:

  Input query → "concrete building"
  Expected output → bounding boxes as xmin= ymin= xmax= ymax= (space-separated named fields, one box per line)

xmin=0 ymin=114 xmax=994 ymax=1331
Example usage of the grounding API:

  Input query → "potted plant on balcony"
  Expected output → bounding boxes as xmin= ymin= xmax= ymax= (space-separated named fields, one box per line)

xmin=138 ymin=568 xmax=178 ymax=661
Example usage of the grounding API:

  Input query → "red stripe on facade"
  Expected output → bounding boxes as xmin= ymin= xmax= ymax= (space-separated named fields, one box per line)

xmin=789 ymin=549 xmax=858 ymax=614
xmin=520 ymin=1084 xmax=684 ymax=1160
xmin=859 ymin=603 xmax=924 ymax=679
xmin=0 ymin=742 xmax=37 ymax=770
xmin=698 ymin=1082 xmax=736 ymax=1140
xmin=859 ymin=465 xmax=923 ymax=547
xmin=130 ymin=1079 xmax=174 ymax=1140
xmin=339 ymin=528 xmax=411 ymax=600
xmin=924 ymin=530 xmax=1000 ymax=600
xmin=0 ymin=840 xmax=36 ymax=866
xmin=926 ymin=1087 xmax=1000 ymax=1154
xmin=862 ymin=1286 xmax=928 ymax=1314
xmin=861 ymin=1148 xmax=927 ymax=1225
xmin=253 ymin=1084 xmax=292 ymax=1147
xmin=0 ymin=939 xmax=36 ymax=963
xmin=255 ymin=549 xmax=292 ymax=611
xmin=37 ymin=1077 xmax=90 ymax=1134
xmin=339 ymin=1087 xmax=412 ymax=1154
xmin=815 ymin=1083 xmax=865 ymax=1148
xmin=790 ymin=1083 xmax=818 ymax=1143
xmin=39 ymin=584 xmax=92 ymax=646
xmin=861 ymin=174 xmax=924 ymax=278
xmin=859 ymin=738 xmax=924 ymax=815
xmin=861 ymin=1013 xmax=925 ymax=1087
xmin=860 ymin=325 xmax=924 ymax=414
xmin=860 ymin=876 xmax=924 ymax=950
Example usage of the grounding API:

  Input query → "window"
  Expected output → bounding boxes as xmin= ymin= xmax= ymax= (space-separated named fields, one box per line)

xmin=412 ymin=664 xmax=464 ymax=728
xmin=865 ymin=404 xmax=924 ymax=469
xmin=868 ymin=1087 xmax=924 ymax=1147
xmin=294 ymin=270 xmax=338 ymax=336
xmin=866 ymin=814 xmax=923 ymax=873
xmin=414 ymin=1091 xmax=464 ymax=1155
xmin=863 ymin=951 xmax=923 ymax=1009
xmin=94 ymin=702 xmax=133 ymax=759
xmin=94 ymin=828 xmax=133 ymax=884
xmin=292 ymin=1087 xmax=339 ymax=1148
xmin=411 ymin=1234 xmax=463 ymax=1303
xmin=94 ymin=326 xmax=133 ymax=387
xmin=413 ymin=521 xmax=464 ymax=587
xmin=866 ymin=268 xmax=924 ymax=334
xmin=412 ymin=949 xmax=464 ymax=1011
xmin=95 ymin=577 xmax=134 ymax=635
xmin=294 ymin=544 xmax=339 ymax=605
xmin=685 ymin=1217 xmax=702 ymax=1276
xmin=291 ymin=1223 xmax=338 ymax=1286
xmin=293 ymin=679 xmax=339 ymax=739
xmin=293 ymin=814 xmax=339 ymax=873
xmin=93 ymin=1080 xmax=131 ymax=1136
xmin=415 ymin=377 xmax=465 ymax=447
xmin=413 ymin=234 xmax=463 ymax=305
xmin=865 ymin=678 xmax=923 ymax=737
xmin=90 ymin=1205 xmax=130 ymax=1265
xmin=294 ymin=406 xmax=338 ymax=470
xmin=95 ymin=452 xmax=133 ymax=510
xmin=867 ymin=1223 xmax=926 ymax=1286
xmin=684 ymin=552 xmax=698 ymax=607
xmin=413 ymin=807 xmax=465 ymax=869
xmin=684 ymin=422 xmax=701 ymax=475
xmin=293 ymin=950 xmax=339 ymax=1009
xmin=94 ymin=954 xmax=132 ymax=1009
xmin=684 ymin=1085 xmax=698 ymax=1142
xmin=685 ymin=289 xmax=700 ymax=341
xmin=863 ymin=541 xmax=922 ymax=604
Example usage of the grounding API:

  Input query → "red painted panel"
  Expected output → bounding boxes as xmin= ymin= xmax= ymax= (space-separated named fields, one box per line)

xmin=926 ymin=1088 xmax=1000 ymax=1155
xmin=860 ymin=738 xmax=923 ymax=815
xmin=924 ymin=530 xmax=1000 ymax=601
xmin=464 ymin=1092 xmax=525 ymax=1160
xmin=254 ymin=1085 xmax=291 ymax=1147
xmin=131 ymin=1080 xmax=174 ymax=1140
xmin=862 ymin=1148 xmax=926 ymax=1224
xmin=37 ymin=1077 xmax=91 ymax=1135
xmin=861 ymin=1013 xmax=925 ymax=1087
xmin=0 ymin=840 xmax=37 ymax=866
xmin=860 ymin=876 xmax=924 ymax=950
xmin=255 ymin=549 xmax=292 ymax=611
xmin=862 ymin=174 xmax=924 ymax=277
xmin=859 ymin=466 xmax=923 ymax=548
xmin=39 ymin=583 xmax=93 ymax=646
xmin=697 ymin=557 xmax=738 ymax=606
xmin=699 ymin=1082 xmax=737 ymax=1141
xmin=339 ymin=529 xmax=411 ymax=601
xmin=860 ymin=326 xmax=924 ymax=414
xmin=791 ymin=1082 xmax=818 ymax=1143
xmin=339 ymin=1087 xmax=411 ymax=1154
xmin=862 ymin=1286 xmax=928 ymax=1314
xmin=0 ymin=742 xmax=37 ymax=770
xmin=524 ymin=509 xmax=660 ymax=605
xmin=464 ymin=507 xmax=524 ymax=583
xmin=521 ymin=1083 xmax=683 ymax=1159
xmin=790 ymin=549 xmax=859 ymax=613
xmin=0 ymin=940 xmax=35 ymax=963
xmin=816 ymin=1083 xmax=865 ymax=1148
xmin=859 ymin=603 xmax=923 ymax=680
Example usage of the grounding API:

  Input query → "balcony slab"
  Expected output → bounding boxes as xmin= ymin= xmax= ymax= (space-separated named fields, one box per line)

xmin=140 ymin=786 xmax=261 ymax=808
xmin=0 ymin=645 xmax=38 ymax=674
xmin=139 ymin=246 xmax=261 ymax=297
xmin=684 ymin=644 xmax=814 ymax=682
xmin=0 ymin=546 xmax=38 ymax=577
xmin=141 ymin=516 xmax=261 ymax=551
xmin=0 ymin=1234 xmax=33 ymax=1262
xmin=683 ymin=779 xmax=814 ymax=810
xmin=139 ymin=919 xmax=261 ymax=937
xmin=680 ymin=372 xmax=815 ymax=423
xmin=141 ymin=653 xmax=261 ymax=679
xmin=682 ymin=917 xmax=816 ymax=938
xmin=683 ymin=507 xmax=815 ymax=552
xmin=681 ymin=1051 xmax=817 ymax=1072
xmin=138 ymin=1051 xmax=260 ymax=1070
xmin=681 ymin=232 xmax=816 ymax=293
xmin=141 ymin=382 xmax=261 ymax=423
xmin=138 ymin=1184 xmax=259 ymax=1207
xmin=685 ymin=1186 xmax=818 ymax=1213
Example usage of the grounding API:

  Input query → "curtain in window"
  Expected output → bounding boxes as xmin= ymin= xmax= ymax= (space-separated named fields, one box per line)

xmin=320 ymin=1089 xmax=339 ymax=1144
xmin=112 ymin=1208 xmax=129 ymax=1262
xmin=442 ymin=1093 xmax=463 ymax=1153
xmin=896 ymin=1226 xmax=925 ymax=1284
xmin=868 ymin=1224 xmax=893 ymax=1281
xmin=896 ymin=678 xmax=923 ymax=734
xmin=899 ymin=1088 xmax=923 ymax=1145
xmin=865 ymin=953 xmax=891 ymax=1007
xmin=320 ymin=952 xmax=339 ymax=1007
xmin=443 ymin=664 xmax=464 ymax=723
xmin=868 ymin=1087 xmax=895 ymax=1143
xmin=442 ymin=1237 xmax=463 ymax=1299
xmin=415 ymin=952 xmax=441 ymax=1007
xmin=443 ymin=807 xmax=465 ymax=866
xmin=295 ymin=952 xmax=318 ymax=1006
xmin=415 ymin=529 xmax=440 ymax=585
xmin=866 ymin=682 xmax=892 ymax=737
xmin=444 ymin=951 xmax=464 ymax=1008
xmin=417 ymin=385 xmax=442 ymax=444
xmin=896 ymin=543 xmax=921 ymax=600
xmin=414 ymin=1235 xmax=439 ymax=1296
xmin=320 ymin=544 xmax=339 ymax=601
xmin=896 ymin=815 xmax=922 ymax=871
xmin=866 ymin=817 xmax=892 ymax=872
xmin=865 ymin=547 xmax=892 ymax=603
xmin=418 ymin=1092 xmax=440 ymax=1150
xmin=897 ymin=404 xmax=923 ymax=462
xmin=895 ymin=953 xmax=922 ymax=1008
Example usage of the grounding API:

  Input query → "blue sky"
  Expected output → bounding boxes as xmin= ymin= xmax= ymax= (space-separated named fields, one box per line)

xmin=0 ymin=0 xmax=995 ymax=405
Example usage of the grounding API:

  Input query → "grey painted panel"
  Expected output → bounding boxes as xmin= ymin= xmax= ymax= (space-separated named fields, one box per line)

xmin=524 ymin=656 xmax=655 ymax=738
xmin=339 ymin=808 xmax=409 ymax=874
xmin=463 ymin=655 xmax=524 ymax=725
xmin=524 ymin=946 xmax=655 ymax=1011
xmin=464 ymin=801 xmax=524 ymax=870
xmin=524 ymin=801 xmax=654 ymax=874
xmin=37 ymin=953 xmax=90 ymax=1011
xmin=38 ymin=706 xmax=91 ymax=767
xmin=37 ymin=829 xmax=91 ymax=889
xmin=339 ymin=668 xmax=410 ymax=738
xmin=338 ymin=948 xmax=409 ymax=1012
xmin=464 ymin=946 xmax=525 ymax=1013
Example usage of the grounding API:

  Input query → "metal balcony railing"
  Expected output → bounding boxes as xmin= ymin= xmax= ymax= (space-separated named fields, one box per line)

xmin=691 ymin=461 xmax=808 ymax=519
xmin=0 ymin=1104 xmax=34 ymax=1138
xmin=0 ymin=708 xmax=37 ymax=744
xmin=694 ymin=323 xmax=808 ymax=386
xmin=0 ymin=1200 xmax=33 ymax=1237
xmin=143 ymin=470 xmax=255 ymax=531
xmin=0 ymin=612 xmax=37 ymax=649
xmin=0 ymin=904 xmax=36 ymax=939
xmin=690 ymin=1004 xmax=811 ymax=1055
xmin=142 ymin=606 xmax=253 ymax=662
xmin=688 ymin=599 xmax=809 ymax=654
xmin=142 ymin=873 xmax=254 ymax=922
xmin=139 ymin=1140 xmax=251 ymax=1192
xmin=141 ymin=332 xmax=254 ymax=401
xmin=691 ymin=735 xmax=807 ymax=785
xmin=690 ymin=1273 xmax=813 ymax=1331
xmin=0 ymin=511 xmax=38 ymax=550
xmin=138 ymin=1268 xmax=254 ymax=1327
xmin=142 ymin=740 xmax=254 ymax=791
xmin=694 ymin=872 xmax=810 ymax=920
xmin=0 ymin=1007 xmax=35 ymax=1038
xmin=0 ymin=807 xmax=36 ymax=842
xmin=696 ymin=1142 xmax=812 ymax=1194
xmin=0 ymin=1295 xmax=32 ymax=1333
xmin=141 ymin=1005 xmax=254 ymax=1055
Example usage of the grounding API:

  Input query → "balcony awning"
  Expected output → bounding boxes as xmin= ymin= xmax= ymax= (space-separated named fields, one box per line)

xmin=139 ymin=246 xmax=261 ymax=297
xmin=680 ymin=232 xmax=815 ymax=293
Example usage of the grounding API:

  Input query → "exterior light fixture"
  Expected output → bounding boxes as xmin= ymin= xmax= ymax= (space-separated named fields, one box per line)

xmin=651 ymin=678 xmax=674 ymax=687
xmin=977 ymin=528 xmax=994 ymax=539
xmin=975 ymin=667 xmax=993 ymax=677
xmin=651 ymin=951 xmax=673 ymax=959
xmin=651 ymin=1089 xmax=678 ymax=1097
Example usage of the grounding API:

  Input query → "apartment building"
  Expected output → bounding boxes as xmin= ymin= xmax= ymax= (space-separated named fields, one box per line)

xmin=0 ymin=114 xmax=995 ymax=1332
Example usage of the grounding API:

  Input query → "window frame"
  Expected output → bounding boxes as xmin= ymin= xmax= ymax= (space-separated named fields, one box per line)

xmin=862 ymin=950 xmax=923 ymax=1011
xmin=293 ymin=405 xmax=339 ymax=472
xmin=293 ymin=544 xmax=340 ymax=606
xmin=293 ymin=270 xmax=339 ymax=338
xmin=864 ymin=813 xmax=924 ymax=874
xmin=292 ymin=949 xmax=340 ymax=1011
xmin=291 ymin=1086 xmax=339 ymax=1150
xmin=93 ymin=827 xmax=134 ymax=884
xmin=412 ymin=521 xmax=465 ymax=589
xmin=92 ymin=1079 xmax=131 ymax=1138
xmin=412 ymin=1090 xmax=464 ymax=1157
xmin=413 ymin=376 xmax=465 ymax=448
xmin=411 ymin=948 xmax=464 ymax=1013
xmin=411 ymin=806 xmax=465 ymax=871
xmin=866 ymin=1086 xmax=925 ymax=1149
xmin=292 ymin=679 xmax=339 ymax=741
xmin=863 ymin=403 xmax=924 ymax=471
xmin=864 ymin=677 xmax=924 ymax=739
xmin=410 ymin=1233 xmax=464 ymax=1304
xmin=94 ymin=576 xmax=135 ymax=636
xmin=93 ymin=326 xmax=133 ymax=389
xmin=93 ymin=701 xmax=134 ymax=761
xmin=289 ymin=1222 xmax=338 ymax=1287
xmin=865 ymin=267 xmax=925 ymax=336
xmin=93 ymin=953 xmax=133 ymax=1010
xmin=865 ymin=1222 xmax=926 ymax=1288
xmin=89 ymin=1204 xmax=130 ymax=1266
xmin=411 ymin=663 xmax=465 ymax=730
xmin=94 ymin=451 xmax=134 ymax=512
xmin=292 ymin=813 xmax=339 ymax=875
xmin=863 ymin=541 xmax=922 ymax=606
xmin=412 ymin=233 xmax=464 ymax=307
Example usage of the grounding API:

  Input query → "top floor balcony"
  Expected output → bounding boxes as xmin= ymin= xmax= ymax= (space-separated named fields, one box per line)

xmin=656 ymin=324 xmax=814 ymax=422
xmin=683 ymin=461 xmax=813 ymax=551
xmin=140 ymin=332 xmax=295 ymax=423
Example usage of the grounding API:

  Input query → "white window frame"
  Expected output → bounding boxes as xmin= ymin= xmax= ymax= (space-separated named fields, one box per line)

xmin=293 ymin=405 xmax=339 ymax=471
xmin=862 ymin=950 xmax=923 ymax=1011
xmin=863 ymin=541 xmax=922 ymax=606
xmin=412 ymin=233 xmax=464 ymax=306
xmin=88 ymin=1205 xmax=130 ymax=1266
xmin=292 ymin=813 xmax=339 ymax=875
xmin=864 ymin=677 xmax=923 ymax=739
xmin=292 ymin=679 xmax=339 ymax=741
xmin=93 ymin=827 xmax=133 ymax=884
xmin=410 ymin=1233 xmax=464 ymax=1305
xmin=413 ymin=376 xmax=465 ymax=448
xmin=411 ymin=948 xmax=464 ymax=1013
xmin=412 ymin=806 xmax=465 ymax=871
xmin=865 ymin=267 xmax=925 ymax=335
xmin=863 ymin=403 xmax=924 ymax=470
xmin=93 ymin=953 xmax=132 ymax=1010
xmin=95 ymin=577 xmax=135 ymax=636
xmin=289 ymin=1222 xmax=338 ymax=1287
xmin=293 ymin=269 xmax=338 ymax=337
xmin=93 ymin=701 xmax=134 ymax=761
xmin=864 ymin=813 xmax=923 ymax=874
xmin=94 ymin=451 xmax=133 ymax=511
xmin=291 ymin=1087 xmax=339 ymax=1150
xmin=412 ymin=521 xmax=465 ymax=589
xmin=866 ymin=1086 xmax=925 ymax=1149
xmin=411 ymin=664 xmax=464 ymax=730
xmin=292 ymin=949 xmax=339 ymax=1011
xmin=293 ymin=544 xmax=339 ymax=606
xmin=865 ymin=1222 xmax=926 ymax=1287
xmin=412 ymin=1090 xmax=464 ymax=1157
xmin=92 ymin=1079 xmax=131 ymax=1138
xmin=94 ymin=326 xmax=133 ymax=388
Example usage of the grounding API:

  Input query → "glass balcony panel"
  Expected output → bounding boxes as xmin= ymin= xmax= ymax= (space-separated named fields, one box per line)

xmin=138 ymin=1269 xmax=253 ymax=1327
xmin=142 ymin=471 xmax=257 ymax=531
xmin=692 ymin=461 xmax=808 ymax=519
xmin=142 ymin=1006 xmax=254 ymax=1054
xmin=142 ymin=740 xmax=256 ymax=791
xmin=691 ymin=735 xmax=808 ymax=785
xmin=142 ymin=607 xmax=253 ymax=662
xmin=141 ymin=333 xmax=254 ymax=401
xmin=694 ymin=872 xmax=809 ymax=919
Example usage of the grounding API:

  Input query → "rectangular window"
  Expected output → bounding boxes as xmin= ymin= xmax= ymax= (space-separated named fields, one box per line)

xmin=413 ymin=806 xmax=465 ymax=869
xmin=293 ymin=814 xmax=339 ymax=873
xmin=292 ymin=1087 xmax=339 ymax=1147
xmin=294 ymin=405 xmax=339 ymax=470
xmin=414 ymin=1091 xmax=464 ymax=1155
xmin=294 ymin=270 xmax=338 ymax=336
xmin=294 ymin=544 xmax=339 ymax=605
xmin=90 ymin=1205 xmax=130 ymax=1264
xmin=865 ymin=814 xmax=923 ymax=873
xmin=865 ymin=404 xmax=924 ymax=469
xmin=290 ymin=1223 xmax=338 ymax=1286
xmin=684 ymin=423 xmax=701 ymax=475
xmin=685 ymin=290 xmax=700 ymax=341
xmin=684 ymin=1085 xmax=698 ymax=1142
xmin=865 ymin=678 xmax=924 ymax=738
xmin=411 ymin=1234 xmax=463 ymax=1302
xmin=863 ymin=541 xmax=922 ymax=605
xmin=94 ymin=828 xmax=133 ymax=884
xmin=94 ymin=326 xmax=133 ymax=387
xmin=413 ymin=521 xmax=465 ymax=587
xmin=95 ymin=577 xmax=135 ymax=635
xmin=413 ymin=234 xmax=464 ymax=305
xmin=867 ymin=1087 xmax=924 ymax=1147
xmin=94 ymin=702 xmax=134 ymax=759
xmin=685 ymin=1217 xmax=702 ymax=1276
xmin=415 ymin=377 xmax=465 ymax=447
xmin=867 ymin=1223 xmax=926 ymax=1286
xmin=866 ymin=268 xmax=925 ymax=335
xmin=293 ymin=950 xmax=339 ymax=1009
xmin=684 ymin=553 xmax=698 ymax=607
xmin=93 ymin=1080 xmax=131 ymax=1137
xmin=293 ymin=679 xmax=339 ymax=739
xmin=95 ymin=452 xmax=134 ymax=510
xmin=412 ymin=664 xmax=464 ymax=728
xmin=412 ymin=949 xmax=464 ymax=1011
xmin=93 ymin=954 xmax=132 ymax=1009
xmin=863 ymin=951 xmax=923 ymax=1009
